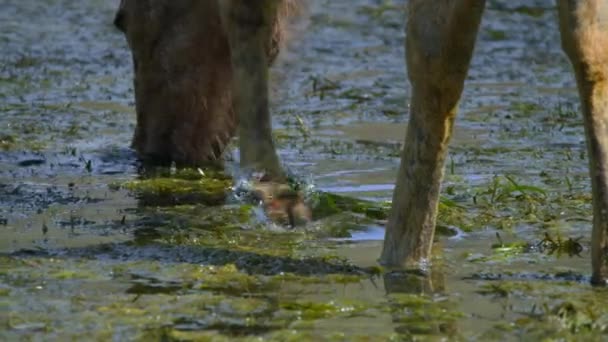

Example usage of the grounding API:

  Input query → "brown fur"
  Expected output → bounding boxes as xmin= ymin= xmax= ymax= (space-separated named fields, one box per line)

xmin=556 ymin=0 xmax=608 ymax=284
xmin=381 ymin=0 xmax=485 ymax=269
xmin=114 ymin=0 xmax=293 ymax=166
xmin=117 ymin=0 xmax=608 ymax=284
xmin=575 ymin=0 xmax=608 ymax=82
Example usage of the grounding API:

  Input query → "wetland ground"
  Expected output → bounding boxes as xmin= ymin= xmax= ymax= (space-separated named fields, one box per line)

xmin=1 ymin=0 xmax=607 ymax=340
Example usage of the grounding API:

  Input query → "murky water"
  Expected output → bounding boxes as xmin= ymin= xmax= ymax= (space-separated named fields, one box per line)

xmin=1 ymin=0 xmax=604 ymax=340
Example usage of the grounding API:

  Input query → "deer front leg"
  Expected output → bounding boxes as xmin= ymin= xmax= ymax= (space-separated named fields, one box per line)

xmin=380 ymin=0 xmax=485 ymax=269
xmin=219 ymin=1 xmax=285 ymax=180
xmin=557 ymin=0 xmax=608 ymax=285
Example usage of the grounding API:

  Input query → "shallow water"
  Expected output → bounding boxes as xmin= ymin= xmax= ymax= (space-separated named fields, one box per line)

xmin=1 ymin=0 xmax=604 ymax=340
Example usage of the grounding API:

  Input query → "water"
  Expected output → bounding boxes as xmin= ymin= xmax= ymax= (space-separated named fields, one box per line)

xmin=1 ymin=0 xmax=603 ymax=340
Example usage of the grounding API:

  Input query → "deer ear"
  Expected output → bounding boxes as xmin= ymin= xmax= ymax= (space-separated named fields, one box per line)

xmin=114 ymin=1 xmax=127 ymax=32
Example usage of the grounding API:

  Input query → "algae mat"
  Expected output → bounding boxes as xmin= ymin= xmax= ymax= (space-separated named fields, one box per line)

xmin=1 ymin=0 xmax=604 ymax=340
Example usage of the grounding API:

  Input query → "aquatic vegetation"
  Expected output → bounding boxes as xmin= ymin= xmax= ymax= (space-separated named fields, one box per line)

xmin=487 ymin=29 xmax=507 ymax=41
xmin=0 ymin=0 xmax=600 ymax=340
xmin=475 ymin=280 xmax=608 ymax=339
xmin=121 ymin=174 xmax=232 ymax=206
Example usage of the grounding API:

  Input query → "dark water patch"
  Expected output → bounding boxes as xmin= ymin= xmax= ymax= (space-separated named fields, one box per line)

xmin=5 ymin=241 xmax=372 ymax=278
xmin=467 ymin=270 xmax=587 ymax=283
xmin=16 ymin=156 xmax=46 ymax=167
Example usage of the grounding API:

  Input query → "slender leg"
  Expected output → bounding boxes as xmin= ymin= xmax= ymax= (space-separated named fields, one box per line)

xmin=380 ymin=0 xmax=485 ymax=269
xmin=219 ymin=1 xmax=285 ymax=180
xmin=557 ymin=0 xmax=608 ymax=285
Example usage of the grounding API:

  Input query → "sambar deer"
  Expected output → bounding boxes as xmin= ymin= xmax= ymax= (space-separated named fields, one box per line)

xmin=116 ymin=0 xmax=608 ymax=284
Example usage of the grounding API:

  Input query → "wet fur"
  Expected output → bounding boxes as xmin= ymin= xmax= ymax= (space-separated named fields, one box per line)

xmin=116 ymin=0 xmax=608 ymax=283
xmin=114 ymin=0 xmax=294 ymax=166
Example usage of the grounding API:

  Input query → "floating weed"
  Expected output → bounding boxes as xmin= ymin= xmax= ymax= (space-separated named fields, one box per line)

xmin=437 ymin=196 xmax=472 ymax=232
xmin=168 ymin=297 xmax=289 ymax=337
xmin=466 ymin=233 xmax=535 ymax=264
xmin=1 ymin=255 xmax=368 ymax=339
xmin=303 ymin=175 xmax=582 ymax=237
xmin=158 ymin=204 xmax=258 ymax=231
xmin=49 ymin=268 xmax=101 ymax=280
xmin=11 ymin=55 xmax=40 ymax=68
xmin=294 ymin=115 xmax=311 ymax=138
xmin=192 ymin=264 xmax=277 ymax=295
xmin=314 ymin=212 xmax=377 ymax=239
xmin=159 ymin=223 xmax=305 ymax=258
xmin=385 ymin=293 xmax=463 ymax=337
xmin=476 ymin=281 xmax=536 ymax=298
xmin=511 ymin=5 xmax=548 ymax=18
xmin=469 ymin=230 xmax=585 ymax=264
xmin=537 ymin=232 xmax=584 ymax=257
xmin=309 ymin=191 xmax=390 ymax=221
xmin=0 ymin=134 xmax=17 ymax=150
xmin=0 ymin=133 xmax=46 ymax=151
xmin=476 ymin=280 xmax=608 ymax=340
xmin=339 ymin=88 xmax=379 ymax=103
xmin=487 ymin=29 xmax=507 ymax=41
xmin=7 ymin=320 xmax=49 ymax=334
xmin=280 ymin=299 xmax=369 ymax=321
xmin=0 ymin=286 xmax=10 ymax=297
xmin=510 ymin=101 xmax=542 ymax=117
xmin=270 ymin=272 xmax=364 ymax=286
xmin=542 ymin=102 xmax=579 ymax=126
xmin=475 ymin=175 xmax=546 ymax=206
xmin=465 ymin=175 xmax=559 ymax=230
xmin=292 ymin=136 xmax=401 ymax=159
xmin=121 ymin=175 xmax=231 ymax=206
xmin=308 ymin=75 xmax=341 ymax=100
xmin=491 ymin=232 xmax=531 ymax=253
xmin=161 ymin=330 xmax=231 ymax=342
xmin=97 ymin=303 xmax=148 ymax=317
xmin=503 ymin=175 xmax=547 ymax=198
xmin=357 ymin=0 xmax=402 ymax=19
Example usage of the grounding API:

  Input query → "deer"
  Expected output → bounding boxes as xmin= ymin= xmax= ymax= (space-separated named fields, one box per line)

xmin=116 ymin=0 xmax=608 ymax=284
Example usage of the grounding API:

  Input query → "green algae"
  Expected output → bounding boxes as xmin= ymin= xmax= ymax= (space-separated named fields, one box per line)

xmin=475 ymin=280 xmax=608 ymax=340
xmin=311 ymin=191 xmax=471 ymax=236
xmin=0 ymin=0 xmax=601 ymax=340
xmin=193 ymin=264 xmax=279 ymax=294
xmin=280 ymin=299 xmax=369 ymax=320
xmin=0 ymin=256 xmax=375 ymax=340
xmin=122 ymin=176 xmax=231 ymax=206
xmin=538 ymin=233 xmax=584 ymax=257
xmin=487 ymin=29 xmax=507 ymax=41
xmin=310 ymin=191 xmax=391 ymax=220
xmin=511 ymin=5 xmax=549 ymax=18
